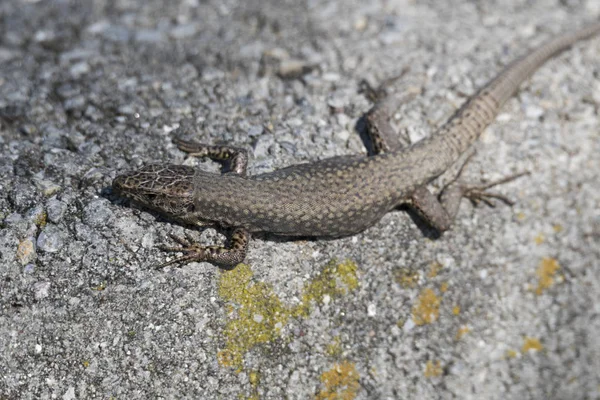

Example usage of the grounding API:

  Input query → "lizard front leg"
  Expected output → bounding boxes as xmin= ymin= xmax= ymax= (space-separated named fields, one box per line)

xmin=436 ymin=171 xmax=530 ymax=229
xmin=362 ymin=68 xmax=419 ymax=154
xmin=173 ymin=137 xmax=249 ymax=176
xmin=157 ymin=227 xmax=250 ymax=270
xmin=404 ymin=166 xmax=529 ymax=232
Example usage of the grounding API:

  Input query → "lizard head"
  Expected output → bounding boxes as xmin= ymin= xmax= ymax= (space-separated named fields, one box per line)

xmin=113 ymin=164 xmax=196 ymax=220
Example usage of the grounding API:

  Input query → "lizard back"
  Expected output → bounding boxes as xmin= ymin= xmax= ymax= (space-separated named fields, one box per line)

xmin=192 ymin=155 xmax=407 ymax=236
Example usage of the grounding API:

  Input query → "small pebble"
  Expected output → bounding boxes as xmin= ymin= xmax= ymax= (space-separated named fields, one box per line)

xmin=46 ymin=198 xmax=67 ymax=223
xmin=33 ymin=281 xmax=51 ymax=300
xmin=16 ymin=238 xmax=37 ymax=265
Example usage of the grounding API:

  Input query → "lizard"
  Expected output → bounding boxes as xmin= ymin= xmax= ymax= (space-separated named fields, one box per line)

xmin=112 ymin=22 xmax=600 ymax=269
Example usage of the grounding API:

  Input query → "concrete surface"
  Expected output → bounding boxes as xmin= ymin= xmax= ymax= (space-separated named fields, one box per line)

xmin=1 ymin=0 xmax=599 ymax=398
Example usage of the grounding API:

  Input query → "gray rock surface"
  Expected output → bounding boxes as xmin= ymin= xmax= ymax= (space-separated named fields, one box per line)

xmin=1 ymin=0 xmax=599 ymax=398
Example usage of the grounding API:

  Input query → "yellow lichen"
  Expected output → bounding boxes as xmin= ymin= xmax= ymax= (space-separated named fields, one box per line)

xmin=394 ymin=268 xmax=420 ymax=288
xmin=452 ymin=305 xmax=460 ymax=315
xmin=552 ymin=224 xmax=563 ymax=233
xmin=217 ymin=264 xmax=289 ymax=368
xmin=534 ymin=234 xmax=544 ymax=245
xmin=316 ymin=361 xmax=360 ymax=400
xmin=92 ymin=281 xmax=107 ymax=291
xmin=217 ymin=349 xmax=239 ymax=368
xmin=505 ymin=349 xmax=518 ymax=359
xmin=218 ymin=260 xmax=359 ymax=369
xmin=33 ymin=211 xmax=48 ymax=228
xmin=522 ymin=337 xmax=543 ymax=353
xmin=326 ymin=336 xmax=342 ymax=357
xmin=293 ymin=259 xmax=359 ymax=317
xmin=249 ymin=370 xmax=260 ymax=386
xmin=244 ymin=370 xmax=261 ymax=400
xmin=412 ymin=288 xmax=441 ymax=326
xmin=440 ymin=282 xmax=449 ymax=293
xmin=534 ymin=257 xmax=560 ymax=295
xmin=455 ymin=326 xmax=470 ymax=340
xmin=428 ymin=261 xmax=443 ymax=278
xmin=424 ymin=360 xmax=443 ymax=378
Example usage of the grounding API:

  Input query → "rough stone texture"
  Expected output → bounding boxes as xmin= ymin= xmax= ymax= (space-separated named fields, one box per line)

xmin=1 ymin=0 xmax=599 ymax=399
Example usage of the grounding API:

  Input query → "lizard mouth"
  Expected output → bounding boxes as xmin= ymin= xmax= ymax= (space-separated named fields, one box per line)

xmin=112 ymin=173 xmax=147 ymax=198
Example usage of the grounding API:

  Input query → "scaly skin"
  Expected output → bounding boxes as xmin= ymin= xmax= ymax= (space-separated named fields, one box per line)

xmin=113 ymin=22 xmax=600 ymax=268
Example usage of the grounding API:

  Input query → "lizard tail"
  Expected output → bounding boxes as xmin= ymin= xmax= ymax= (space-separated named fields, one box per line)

xmin=485 ymin=21 xmax=600 ymax=107
xmin=423 ymin=21 xmax=600 ymax=168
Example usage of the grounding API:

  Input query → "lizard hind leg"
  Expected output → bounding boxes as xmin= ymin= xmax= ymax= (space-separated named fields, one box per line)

xmin=438 ymin=171 xmax=530 ymax=224
xmin=364 ymin=85 xmax=416 ymax=153
xmin=156 ymin=227 xmax=250 ymax=270
xmin=366 ymin=79 xmax=528 ymax=233
xmin=362 ymin=67 xmax=424 ymax=154
xmin=408 ymin=149 xmax=529 ymax=233
xmin=173 ymin=137 xmax=249 ymax=176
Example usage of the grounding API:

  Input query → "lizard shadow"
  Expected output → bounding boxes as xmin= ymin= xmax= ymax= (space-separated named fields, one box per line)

xmin=397 ymin=205 xmax=443 ymax=240
xmin=354 ymin=114 xmax=377 ymax=156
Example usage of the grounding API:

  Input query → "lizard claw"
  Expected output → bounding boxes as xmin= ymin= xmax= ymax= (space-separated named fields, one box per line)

xmin=166 ymin=232 xmax=193 ymax=247
xmin=462 ymin=171 xmax=530 ymax=208
xmin=464 ymin=189 xmax=514 ymax=207
xmin=154 ymin=227 xmax=249 ymax=269
xmin=156 ymin=233 xmax=208 ymax=268
xmin=155 ymin=244 xmax=207 ymax=268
